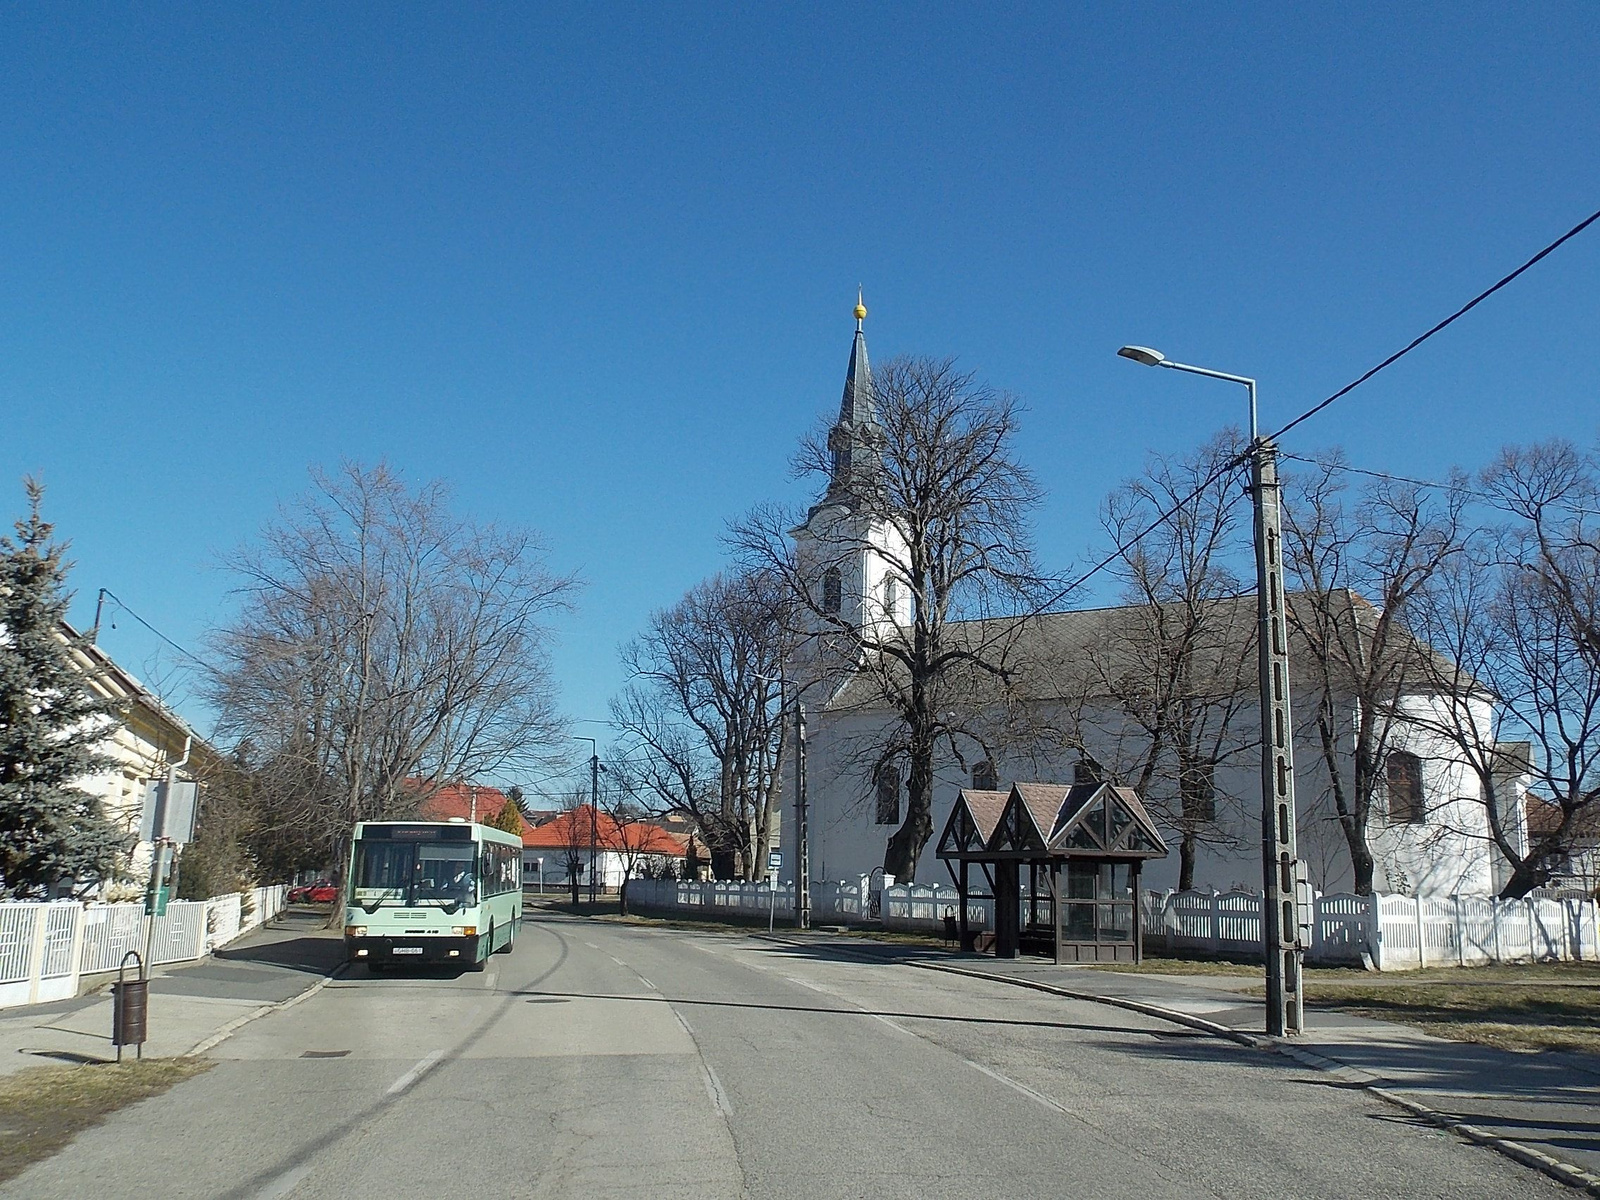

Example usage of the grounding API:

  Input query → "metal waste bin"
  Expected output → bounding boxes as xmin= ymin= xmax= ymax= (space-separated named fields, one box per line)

xmin=112 ymin=951 xmax=148 ymax=1061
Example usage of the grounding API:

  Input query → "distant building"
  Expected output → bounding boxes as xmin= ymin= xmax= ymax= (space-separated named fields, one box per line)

xmin=520 ymin=805 xmax=688 ymax=890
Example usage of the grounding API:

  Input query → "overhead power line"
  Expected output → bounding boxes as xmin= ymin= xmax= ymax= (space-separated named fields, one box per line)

xmin=93 ymin=589 xmax=209 ymax=669
xmin=1267 ymin=205 xmax=1600 ymax=443
xmin=1041 ymin=204 xmax=1600 ymax=612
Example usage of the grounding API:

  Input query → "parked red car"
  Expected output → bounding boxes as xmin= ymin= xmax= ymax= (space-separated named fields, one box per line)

xmin=289 ymin=880 xmax=336 ymax=903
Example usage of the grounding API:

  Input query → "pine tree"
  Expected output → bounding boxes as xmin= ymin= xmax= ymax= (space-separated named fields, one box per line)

xmin=0 ymin=480 xmax=123 ymax=897
xmin=490 ymin=796 xmax=524 ymax=837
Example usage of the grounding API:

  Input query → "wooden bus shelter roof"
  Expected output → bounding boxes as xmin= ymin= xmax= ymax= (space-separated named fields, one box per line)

xmin=936 ymin=781 xmax=1169 ymax=863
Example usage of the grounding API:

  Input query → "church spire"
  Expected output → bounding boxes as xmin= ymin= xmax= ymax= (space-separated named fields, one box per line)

xmin=823 ymin=290 xmax=883 ymax=506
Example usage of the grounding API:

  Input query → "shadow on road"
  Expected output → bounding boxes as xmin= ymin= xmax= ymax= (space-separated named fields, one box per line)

xmin=213 ymin=912 xmax=345 ymax=977
xmin=511 ymin=987 xmax=1208 ymax=1040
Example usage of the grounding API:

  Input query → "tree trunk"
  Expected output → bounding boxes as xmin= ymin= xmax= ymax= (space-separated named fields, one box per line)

xmin=884 ymin=743 xmax=934 ymax=880
xmin=1497 ymin=858 xmax=1548 ymax=900
xmin=1178 ymin=833 xmax=1197 ymax=892
xmin=618 ymin=877 xmax=629 ymax=915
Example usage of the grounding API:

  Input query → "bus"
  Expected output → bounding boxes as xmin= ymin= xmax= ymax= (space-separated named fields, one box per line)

xmin=343 ymin=818 xmax=523 ymax=970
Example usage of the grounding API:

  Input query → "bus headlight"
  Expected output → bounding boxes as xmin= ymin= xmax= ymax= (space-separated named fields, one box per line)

xmin=344 ymin=925 xmax=367 ymax=938
xmin=452 ymin=926 xmax=476 ymax=937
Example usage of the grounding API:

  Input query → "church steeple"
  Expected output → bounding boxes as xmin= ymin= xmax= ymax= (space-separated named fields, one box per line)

xmin=823 ymin=290 xmax=884 ymax=507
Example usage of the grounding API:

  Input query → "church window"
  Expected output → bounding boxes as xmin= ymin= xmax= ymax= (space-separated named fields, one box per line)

xmin=883 ymin=575 xmax=898 ymax=615
xmin=971 ymin=760 xmax=998 ymax=792
xmin=821 ymin=568 xmax=842 ymax=615
xmin=1386 ymin=751 xmax=1425 ymax=824
xmin=874 ymin=764 xmax=900 ymax=825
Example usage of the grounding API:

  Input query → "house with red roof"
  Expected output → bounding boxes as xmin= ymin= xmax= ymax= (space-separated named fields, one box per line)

xmin=415 ymin=781 xmax=517 ymax=824
xmin=520 ymin=805 xmax=688 ymax=891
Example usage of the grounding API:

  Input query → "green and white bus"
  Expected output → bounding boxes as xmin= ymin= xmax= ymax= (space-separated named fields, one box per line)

xmin=344 ymin=818 xmax=523 ymax=970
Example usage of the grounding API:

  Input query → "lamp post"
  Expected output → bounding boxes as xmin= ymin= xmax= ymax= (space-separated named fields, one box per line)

xmin=1117 ymin=345 xmax=1304 ymax=1037
xmin=573 ymin=737 xmax=602 ymax=905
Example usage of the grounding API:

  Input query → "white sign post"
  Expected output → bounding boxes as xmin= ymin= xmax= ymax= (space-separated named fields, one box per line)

xmin=767 ymin=850 xmax=783 ymax=933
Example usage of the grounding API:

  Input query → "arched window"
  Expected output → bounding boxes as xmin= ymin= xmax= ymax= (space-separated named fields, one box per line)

xmin=883 ymin=575 xmax=898 ymax=615
xmin=875 ymin=764 xmax=901 ymax=825
xmin=1386 ymin=750 xmax=1425 ymax=824
xmin=971 ymin=760 xmax=998 ymax=792
xmin=822 ymin=568 xmax=843 ymax=615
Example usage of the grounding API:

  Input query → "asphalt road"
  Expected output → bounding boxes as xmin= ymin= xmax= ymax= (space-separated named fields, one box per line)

xmin=4 ymin=911 xmax=1572 ymax=1199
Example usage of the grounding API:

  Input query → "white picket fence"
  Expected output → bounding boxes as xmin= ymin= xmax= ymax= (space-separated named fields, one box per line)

xmin=0 ymin=885 xmax=288 ymax=1009
xmin=627 ymin=876 xmax=1600 ymax=971
xmin=627 ymin=876 xmax=993 ymax=934
xmin=1142 ymin=888 xmax=1600 ymax=970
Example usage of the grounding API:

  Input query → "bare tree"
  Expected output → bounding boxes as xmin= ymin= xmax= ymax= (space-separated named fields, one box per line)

xmin=1411 ymin=440 xmax=1600 ymax=897
xmin=1283 ymin=454 xmax=1471 ymax=894
xmin=611 ymin=568 xmax=790 ymax=880
xmin=735 ymin=357 xmax=1046 ymax=880
xmin=1068 ymin=433 xmax=1257 ymax=889
xmin=207 ymin=463 xmax=577 ymax=894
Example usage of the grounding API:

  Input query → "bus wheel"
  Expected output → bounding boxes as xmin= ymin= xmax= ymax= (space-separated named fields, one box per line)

xmin=468 ymin=926 xmax=490 ymax=972
xmin=496 ymin=922 xmax=515 ymax=954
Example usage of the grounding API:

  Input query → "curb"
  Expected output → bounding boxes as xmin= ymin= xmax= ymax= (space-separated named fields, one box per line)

xmin=184 ymin=964 xmax=347 ymax=1058
xmin=895 ymin=956 xmax=1600 ymax=1198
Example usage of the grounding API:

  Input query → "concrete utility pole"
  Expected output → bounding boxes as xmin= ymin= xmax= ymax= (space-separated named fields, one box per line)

xmin=573 ymin=737 xmax=601 ymax=905
xmin=143 ymin=735 xmax=191 ymax=967
xmin=796 ymin=700 xmax=810 ymax=930
xmin=1117 ymin=345 xmax=1305 ymax=1036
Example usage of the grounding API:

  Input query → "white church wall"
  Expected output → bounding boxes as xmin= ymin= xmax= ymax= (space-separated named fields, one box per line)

xmin=788 ymin=686 xmax=1511 ymax=898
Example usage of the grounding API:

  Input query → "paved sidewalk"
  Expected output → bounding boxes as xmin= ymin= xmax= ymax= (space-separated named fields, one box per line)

xmin=769 ymin=931 xmax=1600 ymax=1185
xmin=0 ymin=910 xmax=344 ymax=1075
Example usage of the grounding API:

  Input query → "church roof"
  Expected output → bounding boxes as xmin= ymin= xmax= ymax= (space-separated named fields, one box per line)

xmin=825 ymin=588 xmax=1472 ymax=711
xmin=837 ymin=325 xmax=875 ymax=429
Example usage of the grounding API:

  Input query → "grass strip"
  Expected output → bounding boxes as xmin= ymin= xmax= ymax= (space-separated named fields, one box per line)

xmin=0 ymin=1058 xmax=212 ymax=1184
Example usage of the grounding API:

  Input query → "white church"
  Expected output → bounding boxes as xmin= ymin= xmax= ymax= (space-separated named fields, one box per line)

xmin=781 ymin=305 xmax=1530 ymax=899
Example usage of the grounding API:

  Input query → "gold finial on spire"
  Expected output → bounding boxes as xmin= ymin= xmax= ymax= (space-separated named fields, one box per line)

xmin=854 ymin=286 xmax=867 ymax=325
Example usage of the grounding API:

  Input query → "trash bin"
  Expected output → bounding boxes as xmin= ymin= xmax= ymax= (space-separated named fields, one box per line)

xmin=112 ymin=951 xmax=147 ymax=1061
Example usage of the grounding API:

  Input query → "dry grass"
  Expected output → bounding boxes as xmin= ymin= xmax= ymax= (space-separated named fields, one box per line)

xmin=1300 ymin=971 xmax=1600 ymax=1054
xmin=0 ymin=1058 xmax=211 ymax=1183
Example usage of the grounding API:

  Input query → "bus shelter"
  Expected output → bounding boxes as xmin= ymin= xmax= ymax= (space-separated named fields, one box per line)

xmin=937 ymin=781 xmax=1168 ymax=963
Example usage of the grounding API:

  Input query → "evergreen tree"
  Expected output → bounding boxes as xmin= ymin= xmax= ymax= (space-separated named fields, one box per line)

xmin=490 ymin=796 xmax=524 ymax=836
xmin=0 ymin=480 xmax=123 ymax=897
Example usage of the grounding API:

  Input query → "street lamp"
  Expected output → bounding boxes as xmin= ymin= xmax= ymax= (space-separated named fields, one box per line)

xmin=1117 ymin=344 xmax=1304 ymax=1037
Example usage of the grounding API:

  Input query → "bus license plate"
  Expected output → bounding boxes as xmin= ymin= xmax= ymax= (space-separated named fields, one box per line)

xmin=392 ymin=947 xmax=423 ymax=955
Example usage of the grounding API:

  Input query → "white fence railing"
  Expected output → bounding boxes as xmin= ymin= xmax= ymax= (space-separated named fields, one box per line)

xmin=0 ymin=884 xmax=288 ymax=1009
xmin=1142 ymin=888 xmax=1600 ymax=970
xmin=627 ymin=876 xmax=1600 ymax=971
xmin=626 ymin=876 xmax=991 ymax=935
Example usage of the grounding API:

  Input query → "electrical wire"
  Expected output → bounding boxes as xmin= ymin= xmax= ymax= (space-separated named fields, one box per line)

xmin=96 ymin=589 xmax=210 ymax=668
xmin=1266 ymin=205 xmax=1600 ymax=444
xmin=1035 ymin=204 xmax=1600 ymax=613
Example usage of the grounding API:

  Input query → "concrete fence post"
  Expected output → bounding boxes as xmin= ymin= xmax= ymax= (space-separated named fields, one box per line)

xmin=24 ymin=905 xmax=47 ymax=1005
xmin=1210 ymin=893 xmax=1222 ymax=957
xmin=1526 ymin=897 xmax=1540 ymax=961
xmin=1453 ymin=895 xmax=1466 ymax=967
xmin=1491 ymin=897 xmax=1503 ymax=962
xmin=1369 ymin=896 xmax=1382 ymax=979
xmin=1414 ymin=896 xmax=1427 ymax=969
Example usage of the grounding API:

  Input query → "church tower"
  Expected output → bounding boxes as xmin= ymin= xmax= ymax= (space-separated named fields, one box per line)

xmin=792 ymin=294 xmax=911 ymax=661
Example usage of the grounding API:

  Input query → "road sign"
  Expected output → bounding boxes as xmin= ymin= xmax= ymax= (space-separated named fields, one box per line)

xmin=767 ymin=850 xmax=783 ymax=871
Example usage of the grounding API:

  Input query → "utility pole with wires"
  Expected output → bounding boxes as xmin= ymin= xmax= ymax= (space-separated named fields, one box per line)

xmin=573 ymin=736 xmax=602 ymax=905
xmin=1118 ymin=346 xmax=1304 ymax=1036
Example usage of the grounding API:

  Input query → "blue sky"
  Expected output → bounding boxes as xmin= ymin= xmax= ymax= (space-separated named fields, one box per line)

xmin=4 ymin=4 xmax=1598 ymax=796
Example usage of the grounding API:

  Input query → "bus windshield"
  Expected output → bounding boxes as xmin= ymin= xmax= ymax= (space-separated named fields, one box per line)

xmin=351 ymin=839 xmax=477 ymax=912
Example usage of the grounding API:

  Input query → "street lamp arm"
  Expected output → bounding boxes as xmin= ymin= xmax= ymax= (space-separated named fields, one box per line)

xmin=1156 ymin=359 xmax=1256 ymax=389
